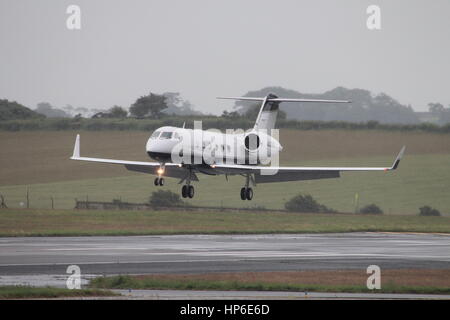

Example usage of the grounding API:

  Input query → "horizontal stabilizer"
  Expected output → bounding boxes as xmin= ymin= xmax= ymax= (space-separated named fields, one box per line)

xmin=217 ymin=96 xmax=351 ymax=103
xmin=218 ymin=94 xmax=351 ymax=130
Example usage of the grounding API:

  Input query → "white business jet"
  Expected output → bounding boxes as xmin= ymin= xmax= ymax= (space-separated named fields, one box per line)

xmin=70 ymin=94 xmax=405 ymax=200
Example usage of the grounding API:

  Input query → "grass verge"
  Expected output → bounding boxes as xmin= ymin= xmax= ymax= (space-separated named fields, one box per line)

xmin=0 ymin=286 xmax=119 ymax=299
xmin=0 ymin=208 xmax=450 ymax=237
xmin=89 ymin=271 xmax=450 ymax=295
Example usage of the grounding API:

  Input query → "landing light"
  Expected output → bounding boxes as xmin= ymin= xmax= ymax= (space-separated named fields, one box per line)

xmin=157 ymin=168 xmax=165 ymax=175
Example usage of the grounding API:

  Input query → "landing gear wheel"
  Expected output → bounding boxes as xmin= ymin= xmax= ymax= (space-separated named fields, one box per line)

xmin=154 ymin=177 xmax=159 ymax=186
xmin=240 ymin=187 xmax=246 ymax=200
xmin=181 ymin=185 xmax=188 ymax=198
xmin=188 ymin=185 xmax=195 ymax=198
xmin=158 ymin=178 xmax=164 ymax=186
xmin=246 ymin=187 xmax=253 ymax=200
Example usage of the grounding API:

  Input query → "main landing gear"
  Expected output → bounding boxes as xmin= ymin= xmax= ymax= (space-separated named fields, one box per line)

xmin=240 ymin=174 xmax=254 ymax=201
xmin=240 ymin=187 xmax=253 ymax=200
xmin=181 ymin=184 xmax=195 ymax=199
xmin=180 ymin=168 xmax=195 ymax=199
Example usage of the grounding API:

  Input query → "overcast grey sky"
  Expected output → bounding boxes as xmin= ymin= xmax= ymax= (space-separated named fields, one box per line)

xmin=1 ymin=0 xmax=449 ymax=114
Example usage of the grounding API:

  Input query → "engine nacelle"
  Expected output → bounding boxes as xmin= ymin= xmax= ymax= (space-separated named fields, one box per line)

xmin=244 ymin=132 xmax=261 ymax=151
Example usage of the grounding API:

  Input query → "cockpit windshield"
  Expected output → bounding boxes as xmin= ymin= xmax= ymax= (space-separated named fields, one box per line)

xmin=160 ymin=132 xmax=173 ymax=139
xmin=150 ymin=131 xmax=161 ymax=139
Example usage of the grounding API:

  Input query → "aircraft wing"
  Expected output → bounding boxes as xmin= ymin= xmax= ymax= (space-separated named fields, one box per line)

xmin=210 ymin=146 xmax=406 ymax=183
xmin=69 ymin=134 xmax=196 ymax=180
xmin=70 ymin=134 xmax=404 ymax=184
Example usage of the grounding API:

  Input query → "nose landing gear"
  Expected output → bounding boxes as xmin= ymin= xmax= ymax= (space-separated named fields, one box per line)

xmin=154 ymin=177 xmax=164 ymax=186
xmin=154 ymin=164 xmax=165 ymax=186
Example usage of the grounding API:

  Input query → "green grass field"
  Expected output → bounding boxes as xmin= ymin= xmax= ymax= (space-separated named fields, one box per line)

xmin=1 ymin=208 xmax=449 ymax=237
xmin=1 ymin=130 xmax=449 ymax=216
xmin=0 ymin=153 xmax=449 ymax=215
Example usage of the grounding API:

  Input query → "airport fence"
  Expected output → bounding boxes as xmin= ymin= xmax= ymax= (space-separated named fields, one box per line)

xmin=74 ymin=199 xmax=280 ymax=214
xmin=0 ymin=191 xmax=291 ymax=214
xmin=0 ymin=191 xmax=60 ymax=210
xmin=0 ymin=191 xmax=285 ymax=213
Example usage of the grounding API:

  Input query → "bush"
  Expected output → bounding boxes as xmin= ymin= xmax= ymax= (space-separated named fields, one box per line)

xmin=419 ymin=206 xmax=441 ymax=217
xmin=359 ymin=204 xmax=383 ymax=215
xmin=149 ymin=190 xmax=185 ymax=207
xmin=284 ymin=194 xmax=336 ymax=213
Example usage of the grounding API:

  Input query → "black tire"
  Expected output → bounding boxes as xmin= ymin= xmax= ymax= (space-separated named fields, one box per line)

xmin=246 ymin=187 xmax=253 ymax=200
xmin=154 ymin=177 xmax=159 ymax=186
xmin=159 ymin=178 xmax=164 ymax=186
xmin=188 ymin=185 xmax=195 ymax=198
xmin=181 ymin=185 xmax=187 ymax=198
xmin=240 ymin=187 xmax=246 ymax=200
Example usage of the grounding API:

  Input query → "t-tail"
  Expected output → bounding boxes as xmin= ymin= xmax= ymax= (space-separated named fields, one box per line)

xmin=217 ymin=94 xmax=351 ymax=130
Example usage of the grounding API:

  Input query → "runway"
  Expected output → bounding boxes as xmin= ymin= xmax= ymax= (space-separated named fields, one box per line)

xmin=1 ymin=233 xmax=449 ymax=289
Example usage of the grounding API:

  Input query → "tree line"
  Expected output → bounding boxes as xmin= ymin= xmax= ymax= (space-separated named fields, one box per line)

xmin=1 ymin=87 xmax=450 ymax=128
xmin=1 ymin=116 xmax=450 ymax=133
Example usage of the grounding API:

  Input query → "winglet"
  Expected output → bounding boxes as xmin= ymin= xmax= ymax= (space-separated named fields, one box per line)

xmin=389 ymin=146 xmax=406 ymax=170
xmin=71 ymin=134 xmax=80 ymax=159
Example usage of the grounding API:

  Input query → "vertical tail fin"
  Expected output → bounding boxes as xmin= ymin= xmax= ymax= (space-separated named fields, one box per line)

xmin=253 ymin=93 xmax=280 ymax=130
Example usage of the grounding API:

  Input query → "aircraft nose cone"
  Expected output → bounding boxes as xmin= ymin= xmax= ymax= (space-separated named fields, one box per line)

xmin=146 ymin=139 xmax=170 ymax=153
xmin=146 ymin=138 xmax=179 ymax=162
xmin=145 ymin=138 xmax=154 ymax=153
